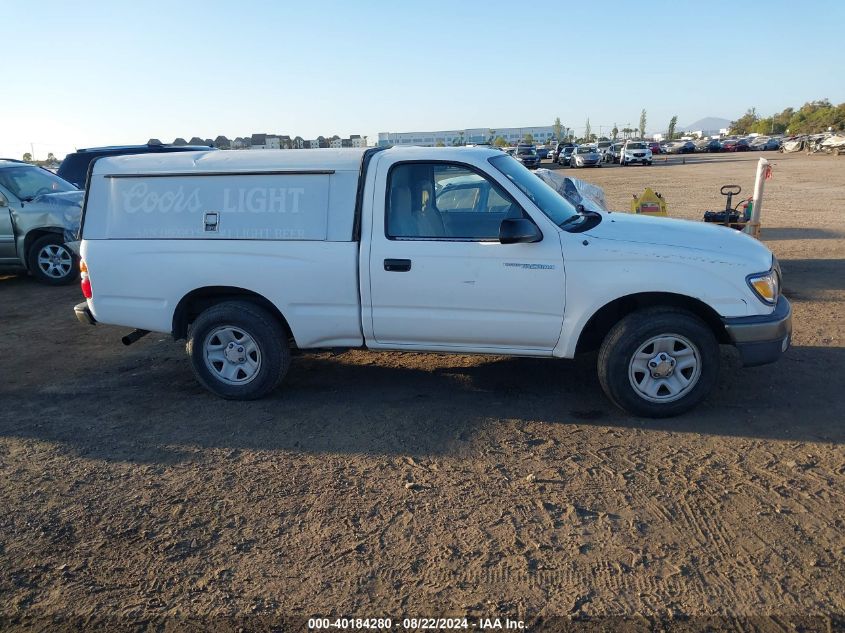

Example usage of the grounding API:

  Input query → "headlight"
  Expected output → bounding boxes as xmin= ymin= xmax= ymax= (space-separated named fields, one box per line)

xmin=747 ymin=269 xmax=779 ymax=305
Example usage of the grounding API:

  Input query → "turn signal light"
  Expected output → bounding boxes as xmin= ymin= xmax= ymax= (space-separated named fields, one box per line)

xmin=80 ymin=260 xmax=92 ymax=299
xmin=747 ymin=270 xmax=778 ymax=305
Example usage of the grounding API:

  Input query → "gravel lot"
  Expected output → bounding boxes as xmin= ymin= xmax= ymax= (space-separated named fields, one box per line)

xmin=1 ymin=152 xmax=844 ymax=631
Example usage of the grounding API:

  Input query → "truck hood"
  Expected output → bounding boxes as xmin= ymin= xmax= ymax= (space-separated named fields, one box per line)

xmin=584 ymin=212 xmax=773 ymax=270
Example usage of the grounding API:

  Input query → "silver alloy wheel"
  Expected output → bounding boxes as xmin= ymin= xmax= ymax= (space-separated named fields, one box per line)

xmin=37 ymin=243 xmax=73 ymax=279
xmin=203 ymin=325 xmax=262 ymax=385
xmin=628 ymin=333 xmax=701 ymax=403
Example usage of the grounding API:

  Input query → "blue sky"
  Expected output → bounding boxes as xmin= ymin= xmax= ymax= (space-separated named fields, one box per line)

xmin=3 ymin=0 xmax=844 ymax=159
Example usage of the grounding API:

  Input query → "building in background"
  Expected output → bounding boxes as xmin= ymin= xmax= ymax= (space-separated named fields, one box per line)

xmin=377 ymin=125 xmax=568 ymax=147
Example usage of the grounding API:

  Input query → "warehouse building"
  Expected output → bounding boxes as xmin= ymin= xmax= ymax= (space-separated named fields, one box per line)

xmin=377 ymin=125 xmax=568 ymax=147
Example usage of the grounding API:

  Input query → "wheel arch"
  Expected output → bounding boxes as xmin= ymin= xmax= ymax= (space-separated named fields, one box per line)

xmin=574 ymin=292 xmax=730 ymax=355
xmin=22 ymin=227 xmax=68 ymax=269
xmin=172 ymin=286 xmax=295 ymax=345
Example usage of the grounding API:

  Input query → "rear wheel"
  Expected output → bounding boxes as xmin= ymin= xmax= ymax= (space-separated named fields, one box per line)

xmin=186 ymin=301 xmax=290 ymax=400
xmin=597 ymin=308 xmax=719 ymax=417
xmin=28 ymin=234 xmax=79 ymax=285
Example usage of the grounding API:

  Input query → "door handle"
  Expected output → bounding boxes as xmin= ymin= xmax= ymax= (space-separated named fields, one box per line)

xmin=384 ymin=258 xmax=411 ymax=272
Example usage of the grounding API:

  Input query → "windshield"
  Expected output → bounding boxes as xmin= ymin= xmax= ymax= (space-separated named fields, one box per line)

xmin=517 ymin=147 xmax=535 ymax=155
xmin=489 ymin=155 xmax=578 ymax=226
xmin=576 ymin=146 xmax=594 ymax=154
xmin=0 ymin=165 xmax=77 ymax=200
xmin=627 ymin=142 xmax=646 ymax=149
xmin=597 ymin=142 xmax=611 ymax=148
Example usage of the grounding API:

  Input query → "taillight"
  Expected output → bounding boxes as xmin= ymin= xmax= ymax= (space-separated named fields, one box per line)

xmin=80 ymin=260 xmax=92 ymax=299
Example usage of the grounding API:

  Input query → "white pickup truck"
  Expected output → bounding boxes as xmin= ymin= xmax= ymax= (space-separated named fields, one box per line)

xmin=74 ymin=147 xmax=791 ymax=417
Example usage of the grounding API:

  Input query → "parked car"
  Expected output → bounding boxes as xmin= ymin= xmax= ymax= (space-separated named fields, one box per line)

xmin=551 ymin=142 xmax=572 ymax=162
xmin=514 ymin=145 xmax=540 ymax=169
xmin=0 ymin=159 xmax=83 ymax=284
xmin=665 ymin=141 xmax=695 ymax=154
xmin=557 ymin=145 xmax=576 ymax=166
xmin=57 ymin=141 xmax=214 ymax=189
xmin=75 ymin=146 xmax=791 ymax=417
xmin=536 ymin=146 xmax=550 ymax=160
xmin=608 ymin=142 xmax=625 ymax=164
xmin=705 ymin=139 xmax=723 ymax=152
xmin=570 ymin=145 xmax=603 ymax=168
xmin=647 ymin=141 xmax=661 ymax=155
xmin=749 ymin=137 xmax=781 ymax=151
xmin=722 ymin=139 xmax=750 ymax=152
xmin=620 ymin=141 xmax=653 ymax=166
xmin=595 ymin=140 xmax=613 ymax=161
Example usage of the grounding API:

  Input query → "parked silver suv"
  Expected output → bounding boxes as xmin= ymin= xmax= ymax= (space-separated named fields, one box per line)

xmin=0 ymin=159 xmax=83 ymax=284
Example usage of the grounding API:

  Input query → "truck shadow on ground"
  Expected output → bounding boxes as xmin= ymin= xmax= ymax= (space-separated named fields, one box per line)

xmin=763 ymin=228 xmax=845 ymax=241
xmin=2 ymin=339 xmax=843 ymax=464
xmin=779 ymin=259 xmax=845 ymax=299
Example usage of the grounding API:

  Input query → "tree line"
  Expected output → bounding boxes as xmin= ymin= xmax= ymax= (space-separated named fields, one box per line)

xmin=730 ymin=100 xmax=845 ymax=136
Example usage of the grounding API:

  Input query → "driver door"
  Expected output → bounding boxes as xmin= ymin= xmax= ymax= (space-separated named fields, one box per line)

xmin=366 ymin=160 xmax=565 ymax=352
xmin=0 ymin=187 xmax=17 ymax=261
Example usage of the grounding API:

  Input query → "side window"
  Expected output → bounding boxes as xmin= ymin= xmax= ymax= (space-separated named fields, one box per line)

xmin=387 ymin=163 xmax=523 ymax=240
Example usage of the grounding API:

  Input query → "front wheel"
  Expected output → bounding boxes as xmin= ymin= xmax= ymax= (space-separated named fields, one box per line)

xmin=597 ymin=308 xmax=719 ymax=417
xmin=186 ymin=300 xmax=290 ymax=400
xmin=28 ymin=234 xmax=79 ymax=285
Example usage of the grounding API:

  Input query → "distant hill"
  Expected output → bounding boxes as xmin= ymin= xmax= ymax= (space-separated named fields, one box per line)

xmin=682 ymin=117 xmax=731 ymax=132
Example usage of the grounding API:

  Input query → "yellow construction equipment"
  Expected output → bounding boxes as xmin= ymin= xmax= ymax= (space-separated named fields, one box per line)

xmin=630 ymin=188 xmax=668 ymax=217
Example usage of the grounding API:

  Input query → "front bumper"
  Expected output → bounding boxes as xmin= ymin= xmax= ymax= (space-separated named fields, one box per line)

xmin=722 ymin=296 xmax=792 ymax=366
xmin=74 ymin=301 xmax=97 ymax=326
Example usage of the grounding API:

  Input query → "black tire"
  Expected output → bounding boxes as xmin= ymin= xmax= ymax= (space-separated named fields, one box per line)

xmin=186 ymin=300 xmax=290 ymax=400
xmin=27 ymin=234 xmax=79 ymax=285
xmin=597 ymin=307 xmax=719 ymax=418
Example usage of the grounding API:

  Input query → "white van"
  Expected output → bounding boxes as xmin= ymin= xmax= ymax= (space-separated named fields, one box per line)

xmin=75 ymin=147 xmax=791 ymax=417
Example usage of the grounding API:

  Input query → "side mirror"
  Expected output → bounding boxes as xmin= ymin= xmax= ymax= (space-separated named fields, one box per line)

xmin=499 ymin=218 xmax=542 ymax=244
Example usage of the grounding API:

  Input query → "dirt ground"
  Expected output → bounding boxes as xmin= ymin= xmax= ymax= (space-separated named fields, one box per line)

xmin=1 ymin=152 xmax=844 ymax=631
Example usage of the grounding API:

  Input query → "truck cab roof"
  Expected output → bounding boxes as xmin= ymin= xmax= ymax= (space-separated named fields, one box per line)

xmin=90 ymin=146 xmax=507 ymax=177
